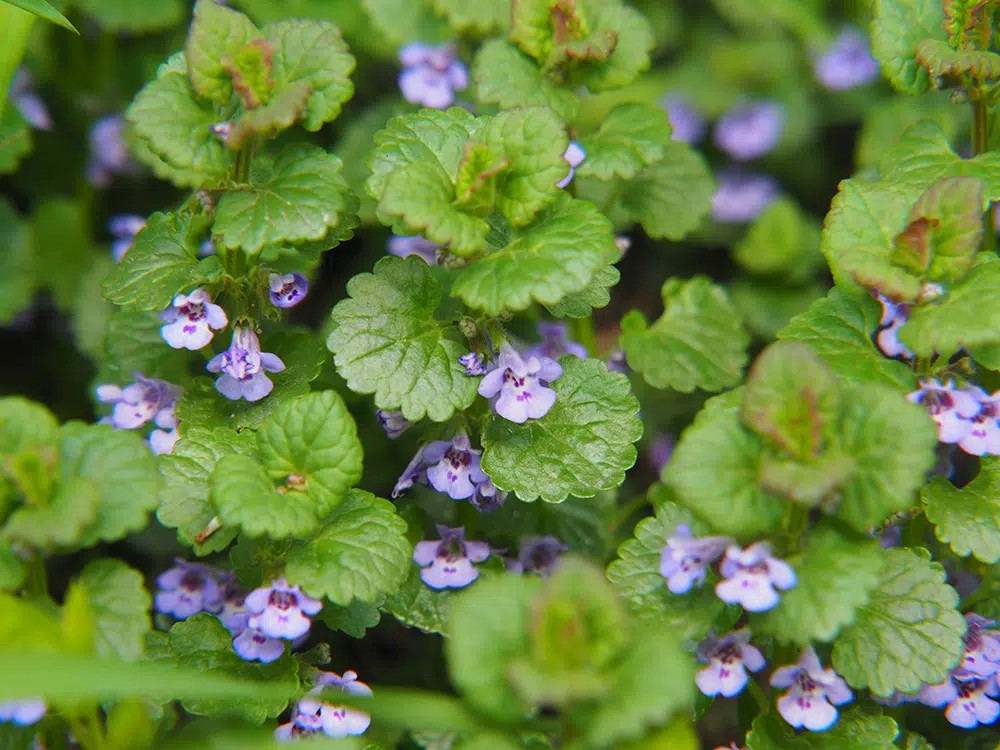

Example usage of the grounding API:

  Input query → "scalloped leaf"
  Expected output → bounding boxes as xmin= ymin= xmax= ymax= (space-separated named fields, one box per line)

xmin=923 ymin=457 xmax=1000 ymax=564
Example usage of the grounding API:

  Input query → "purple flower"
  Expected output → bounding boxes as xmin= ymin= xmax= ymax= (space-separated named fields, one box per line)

xmin=87 ymin=114 xmax=139 ymax=188
xmin=713 ymin=101 xmax=785 ymax=161
xmin=392 ymin=446 xmax=431 ymax=498
xmin=525 ymin=322 xmax=587 ymax=361
xmin=244 ymin=577 xmax=322 ymax=640
xmin=206 ymin=326 xmax=286 ymax=402
xmin=218 ymin=577 xmax=250 ymax=635
xmin=906 ymin=379 xmax=981 ymax=444
xmin=695 ymin=629 xmax=766 ymax=698
xmin=874 ymin=293 xmax=914 ymax=359
xmin=955 ymin=614 xmax=1000 ymax=682
xmin=556 ymin=141 xmax=586 ymax=189
xmin=376 ymin=409 xmax=413 ymax=439
xmin=424 ymin=431 xmax=489 ymax=500
xmin=398 ymin=43 xmax=468 ymax=109
xmin=478 ymin=342 xmax=562 ymax=423
xmin=159 ymin=288 xmax=228 ymax=350
xmin=770 ymin=647 xmax=853 ymax=731
xmin=96 ymin=374 xmax=180 ymax=432
xmin=268 ymin=273 xmax=309 ymax=309
xmin=469 ymin=478 xmax=507 ymax=513
xmin=715 ymin=542 xmax=796 ymax=612
xmin=154 ymin=560 xmax=223 ymax=619
xmin=108 ymin=214 xmax=147 ymax=262
xmin=920 ymin=676 xmax=1000 ymax=729
xmin=459 ymin=352 xmax=488 ymax=376
xmin=607 ymin=349 xmax=629 ymax=373
xmin=711 ymin=171 xmax=780 ymax=223
xmin=958 ymin=388 xmax=1000 ymax=457
xmin=647 ymin=434 xmax=675 ymax=474
xmin=9 ymin=69 xmax=51 ymax=131
xmin=297 ymin=671 xmax=373 ymax=739
xmin=413 ymin=525 xmax=490 ymax=590
xmin=659 ymin=524 xmax=731 ymax=594
xmin=233 ymin=626 xmax=285 ymax=663
xmin=814 ymin=29 xmax=879 ymax=91
xmin=660 ymin=95 xmax=706 ymax=144
xmin=507 ymin=536 xmax=567 ymax=577
xmin=0 ymin=699 xmax=46 ymax=726
xmin=387 ymin=234 xmax=441 ymax=264
xmin=149 ymin=428 xmax=180 ymax=456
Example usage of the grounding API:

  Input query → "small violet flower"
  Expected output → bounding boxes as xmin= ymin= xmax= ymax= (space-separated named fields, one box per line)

xmin=159 ymin=288 xmax=228 ymax=350
xmin=268 ymin=272 xmax=309 ymax=309
xmin=814 ymin=29 xmax=880 ymax=91
xmin=149 ymin=428 xmax=180 ymax=456
xmin=715 ymin=542 xmax=796 ymax=612
xmin=958 ymin=388 xmax=1000 ymax=457
xmin=87 ymin=114 xmax=139 ymax=188
xmin=96 ymin=373 xmax=180 ymax=432
xmin=906 ymin=379 xmax=981 ymax=445
xmin=233 ymin=626 xmax=286 ymax=664
xmin=459 ymin=351 xmax=488 ymax=376
xmin=469 ymin=477 xmax=508 ymax=513
xmin=711 ymin=171 xmax=780 ymax=224
xmin=154 ymin=560 xmax=223 ymax=620
xmin=413 ymin=525 xmax=490 ymax=590
xmin=525 ymin=321 xmax=587 ymax=361
xmin=424 ymin=431 xmax=489 ymax=500
xmin=478 ymin=342 xmax=562 ymax=424
xmin=557 ymin=141 xmax=586 ymax=189
xmin=659 ymin=524 xmax=731 ymax=594
xmin=954 ymin=613 xmax=1000 ymax=682
xmin=218 ymin=577 xmax=250 ymax=635
xmin=713 ymin=101 xmax=785 ymax=161
xmin=392 ymin=445 xmax=431 ymax=498
xmin=9 ymin=69 xmax=52 ymax=131
xmin=874 ymin=293 xmax=914 ymax=359
xmin=376 ymin=409 xmax=413 ymax=439
xmin=300 ymin=671 xmax=373 ymax=739
xmin=660 ymin=95 xmax=706 ymax=144
xmin=695 ymin=629 xmax=766 ymax=698
xmin=770 ymin=647 xmax=853 ymax=731
xmin=647 ymin=434 xmax=675 ymax=474
xmin=244 ymin=577 xmax=323 ymax=641
xmin=388 ymin=234 xmax=441 ymax=264
xmin=108 ymin=214 xmax=147 ymax=262
xmin=207 ymin=326 xmax=286 ymax=402
xmin=507 ymin=535 xmax=567 ymax=577
xmin=919 ymin=676 xmax=1000 ymax=729
xmin=398 ymin=43 xmax=468 ymax=109
xmin=0 ymin=699 xmax=46 ymax=726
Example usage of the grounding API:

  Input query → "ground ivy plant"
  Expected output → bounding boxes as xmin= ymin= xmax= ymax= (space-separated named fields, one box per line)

xmin=1 ymin=0 xmax=1000 ymax=748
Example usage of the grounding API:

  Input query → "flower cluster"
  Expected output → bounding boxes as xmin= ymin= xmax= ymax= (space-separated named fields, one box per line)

xmin=96 ymin=373 xmax=182 ymax=455
xmin=660 ymin=526 xmax=796 ymax=612
xmin=207 ymin=326 xmax=286 ymax=402
xmin=398 ymin=43 xmax=468 ymax=109
xmin=476 ymin=342 xmax=563 ymax=424
xmin=392 ymin=431 xmax=496 ymax=504
xmin=276 ymin=670 xmax=372 ymax=741
xmin=413 ymin=525 xmax=491 ymax=590
xmin=695 ymin=629 xmax=765 ymax=698
xmin=908 ymin=380 xmax=1000 ymax=456
xmin=771 ymin=647 xmax=853 ymax=731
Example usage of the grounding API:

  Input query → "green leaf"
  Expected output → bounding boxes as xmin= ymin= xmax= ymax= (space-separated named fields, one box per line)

xmin=472 ymin=39 xmax=580 ymax=122
xmin=162 ymin=614 xmax=297 ymax=722
xmin=327 ymin=255 xmax=479 ymax=422
xmin=77 ymin=559 xmax=151 ymax=661
xmin=733 ymin=198 xmax=823 ymax=283
xmin=157 ymin=426 xmax=258 ymax=554
xmin=0 ymin=545 xmax=25 ymax=592
xmin=186 ymin=0 xmax=262 ymax=104
xmin=923 ymin=457 xmax=1000 ymax=564
xmin=481 ymin=107 xmax=567 ymax=226
xmin=577 ymin=102 xmax=673 ymax=181
xmin=620 ymin=277 xmax=749 ymax=394
xmin=72 ymin=0 xmax=182 ymax=31
xmin=102 ymin=212 xmax=205 ymax=311
xmin=899 ymin=257 xmax=1000 ymax=356
xmin=360 ymin=0 xmax=450 ymax=47
xmin=451 ymin=195 xmax=617 ymax=315
xmin=915 ymin=38 xmax=1000 ymax=82
xmin=127 ymin=54 xmax=233 ymax=187
xmin=741 ymin=341 xmax=840 ymax=460
xmin=0 ymin=397 xmax=59 ymax=455
xmin=431 ymin=0 xmax=508 ymax=34
xmin=481 ymin=357 xmax=641 ymax=503
xmin=381 ymin=565 xmax=452 ymax=636
xmin=746 ymin=707 xmax=899 ymax=750
xmin=264 ymin=19 xmax=356 ymax=130
xmin=729 ymin=281 xmax=826 ymax=342
xmin=59 ymin=423 xmax=162 ymax=546
xmin=665 ymin=389 xmax=787 ymax=538
xmin=211 ymin=455 xmax=318 ymax=540
xmin=446 ymin=574 xmax=539 ymax=722
xmin=2 ymin=476 xmax=99 ymax=549
xmin=101 ymin=310 xmax=191 ymax=385
xmin=708 ymin=0 xmax=827 ymax=46
xmin=2 ymin=0 xmax=76 ymax=32
xmin=753 ymin=523 xmax=884 ymax=645
xmin=606 ymin=503 xmax=731 ymax=640
xmin=225 ymin=38 xmax=277 ymax=109
xmin=318 ymin=598 xmax=382 ymax=638
xmin=30 ymin=201 xmax=98 ymax=312
xmin=214 ymin=144 xmax=358 ymax=255
xmin=832 ymin=548 xmax=965 ymax=697
xmin=872 ymin=0 xmax=947 ymax=93
xmin=573 ymin=0 xmax=654 ymax=92
xmin=285 ymin=489 xmax=410 ymax=606
xmin=0 ymin=199 xmax=35 ymax=323
xmin=366 ymin=108 xmax=478 ymax=201
xmin=224 ymin=83 xmax=310 ymax=150
xmin=0 ymin=105 xmax=32 ymax=175
xmin=544 ymin=262 xmax=620 ymax=318
xmin=777 ymin=287 xmax=917 ymax=390
xmin=581 ymin=141 xmax=714 ymax=241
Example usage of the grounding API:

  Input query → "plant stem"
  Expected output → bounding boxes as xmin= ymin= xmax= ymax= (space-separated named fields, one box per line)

xmin=24 ymin=552 xmax=48 ymax=597
xmin=747 ymin=678 xmax=771 ymax=713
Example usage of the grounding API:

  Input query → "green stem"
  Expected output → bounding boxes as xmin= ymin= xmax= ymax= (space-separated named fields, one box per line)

xmin=24 ymin=553 xmax=48 ymax=597
xmin=746 ymin=678 xmax=771 ymax=713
